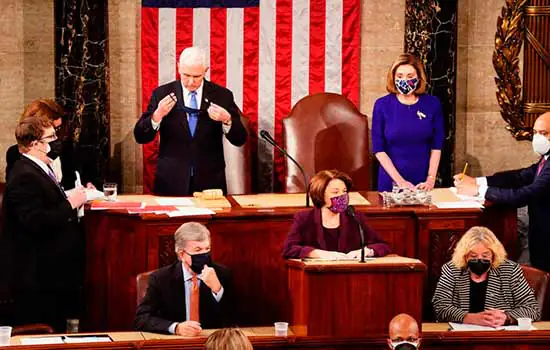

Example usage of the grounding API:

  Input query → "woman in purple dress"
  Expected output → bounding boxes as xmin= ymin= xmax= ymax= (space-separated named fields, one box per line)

xmin=372 ymin=53 xmax=445 ymax=192
xmin=282 ymin=169 xmax=390 ymax=259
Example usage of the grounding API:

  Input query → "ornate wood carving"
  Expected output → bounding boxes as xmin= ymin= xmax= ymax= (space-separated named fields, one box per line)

xmin=158 ymin=235 xmax=177 ymax=267
xmin=493 ymin=0 xmax=530 ymax=140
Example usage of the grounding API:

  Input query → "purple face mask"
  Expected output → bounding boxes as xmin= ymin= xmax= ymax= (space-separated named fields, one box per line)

xmin=328 ymin=193 xmax=349 ymax=213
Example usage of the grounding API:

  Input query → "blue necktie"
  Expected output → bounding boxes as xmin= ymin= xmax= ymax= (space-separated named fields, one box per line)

xmin=188 ymin=91 xmax=198 ymax=137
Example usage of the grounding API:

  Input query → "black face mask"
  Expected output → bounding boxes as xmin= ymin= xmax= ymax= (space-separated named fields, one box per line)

xmin=186 ymin=251 xmax=212 ymax=274
xmin=47 ymin=139 xmax=62 ymax=160
xmin=468 ymin=258 xmax=491 ymax=276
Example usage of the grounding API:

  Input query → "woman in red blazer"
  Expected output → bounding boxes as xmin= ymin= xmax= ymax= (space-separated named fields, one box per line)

xmin=282 ymin=169 xmax=391 ymax=259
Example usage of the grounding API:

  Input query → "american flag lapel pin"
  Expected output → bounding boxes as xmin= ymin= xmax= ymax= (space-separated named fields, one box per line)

xmin=417 ymin=111 xmax=426 ymax=120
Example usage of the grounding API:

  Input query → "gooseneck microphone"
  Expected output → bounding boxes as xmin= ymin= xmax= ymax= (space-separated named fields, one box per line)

xmin=259 ymin=130 xmax=310 ymax=207
xmin=347 ymin=205 xmax=366 ymax=263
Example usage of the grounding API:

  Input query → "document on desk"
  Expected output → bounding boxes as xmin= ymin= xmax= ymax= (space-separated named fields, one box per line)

xmin=63 ymin=335 xmax=112 ymax=343
xmin=449 ymin=322 xmax=537 ymax=331
xmin=302 ymin=257 xmax=376 ymax=262
xmin=431 ymin=188 xmax=484 ymax=209
xmin=20 ymin=337 xmax=64 ymax=345
xmin=166 ymin=207 xmax=215 ymax=217
xmin=155 ymin=197 xmax=195 ymax=206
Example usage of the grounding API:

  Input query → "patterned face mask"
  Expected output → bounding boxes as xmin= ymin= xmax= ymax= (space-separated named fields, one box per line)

xmin=328 ymin=193 xmax=349 ymax=213
xmin=395 ymin=77 xmax=419 ymax=95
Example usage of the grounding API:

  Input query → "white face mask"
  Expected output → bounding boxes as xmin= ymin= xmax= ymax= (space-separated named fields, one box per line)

xmin=391 ymin=341 xmax=418 ymax=350
xmin=532 ymin=134 xmax=550 ymax=155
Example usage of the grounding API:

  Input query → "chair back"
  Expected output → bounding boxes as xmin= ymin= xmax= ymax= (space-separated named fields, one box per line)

xmin=223 ymin=113 xmax=252 ymax=194
xmin=136 ymin=270 xmax=156 ymax=305
xmin=282 ymin=93 xmax=370 ymax=192
xmin=521 ymin=264 xmax=550 ymax=319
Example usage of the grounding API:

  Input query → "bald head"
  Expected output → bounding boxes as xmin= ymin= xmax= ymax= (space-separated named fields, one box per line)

xmin=533 ymin=112 xmax=550 ymax=135
xmin=388 ymin=313 xmax=420 ymax=348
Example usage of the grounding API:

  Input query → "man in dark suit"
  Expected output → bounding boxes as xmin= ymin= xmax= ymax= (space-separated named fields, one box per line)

xmin=134 ymin=46 xmax=247 ymax=196
xmin=455 ymin=112 xmax=550 ymax=272
xmin=2 ymin=113 xmax=87 ymax=331
xmin=134 ymin=222 xmax=232 ymax=336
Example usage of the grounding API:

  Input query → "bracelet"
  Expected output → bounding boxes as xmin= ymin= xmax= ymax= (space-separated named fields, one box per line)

xmin=427 ymin=175 xmax=435 ymax=179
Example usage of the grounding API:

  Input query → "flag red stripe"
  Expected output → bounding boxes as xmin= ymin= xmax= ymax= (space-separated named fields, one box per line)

xmin=309 ymin=0 xmax=326 ymax=94
xmin=176 ymin=8 xmax=194 ymax=79
xmin=210 ymin=8 xmax=227 ymax=87
xmin=274 ymin=0 xmax=292 ymax=190
xmin=342 ymin=0 xmax=360 ymax=107
xmin=243 ymin=7 xmax=260 ymax=189
xmin=141 ymin=7 xmax=160 ymax=194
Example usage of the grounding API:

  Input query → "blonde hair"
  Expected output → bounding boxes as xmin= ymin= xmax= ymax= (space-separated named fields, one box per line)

xmin=204 ymin=328 xmax=253 ymax=350
xmin=386 ymin=53 xmax=428 ymax=95
xmin=451 ymin=226 xmax=507 ymax=269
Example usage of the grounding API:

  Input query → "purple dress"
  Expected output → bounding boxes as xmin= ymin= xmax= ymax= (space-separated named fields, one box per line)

xmin=372 ymin=93 xmax=445 ymax=192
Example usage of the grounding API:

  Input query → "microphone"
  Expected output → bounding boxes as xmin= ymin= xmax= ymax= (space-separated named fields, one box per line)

xmin=347 ymin=205 xmax=366 ymax=263
xmin=259 ymin=130 xmax=310 ymax=207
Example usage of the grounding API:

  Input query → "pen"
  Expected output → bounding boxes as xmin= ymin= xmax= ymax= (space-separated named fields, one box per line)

xmin=459 ymin=162 xmax=469 ymax=181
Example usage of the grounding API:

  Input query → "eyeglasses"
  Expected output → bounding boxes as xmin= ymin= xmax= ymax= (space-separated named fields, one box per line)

xmin=40 ymin=133 xmax=58 ymax=142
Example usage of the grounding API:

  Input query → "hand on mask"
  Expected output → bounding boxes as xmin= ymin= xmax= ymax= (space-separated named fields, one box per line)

xmin=201 ymin=265 xmax=222 ymax=293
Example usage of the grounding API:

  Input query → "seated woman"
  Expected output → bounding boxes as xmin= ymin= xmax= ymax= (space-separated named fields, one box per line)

xmin=282 ymin=169 xmax=391 ymax=259
xmin=432 ymin=226 xmax=540 ymax=326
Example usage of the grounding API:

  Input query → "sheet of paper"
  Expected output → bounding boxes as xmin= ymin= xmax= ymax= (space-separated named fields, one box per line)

xmin=85 ymin=189 xmax=105 ymax=201
xmin=166 ymin=207 xmax=216 ymax=217
xmin=435 ymin=201 xmax=484 ymax=209
xmin=63 ymin=336 xmax=112 ymax=343
xmin=155 ymin=197 xmax=195 ymax=206
xmin=20 ymin=337 xmax=65 ymax=345
xmin=449 ymin=187 xmax=485 ymax=202
xmin=302 ymin=257 xmax=376 ymax=262
xmin=449 ymin=322 xmax=537 ymax=331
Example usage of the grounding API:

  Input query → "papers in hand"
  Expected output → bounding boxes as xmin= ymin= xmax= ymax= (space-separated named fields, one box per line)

xmin=449 ymin=322 xmax=537 ymax=331
xmin=85 ymin=188 xmax=105 ymax=201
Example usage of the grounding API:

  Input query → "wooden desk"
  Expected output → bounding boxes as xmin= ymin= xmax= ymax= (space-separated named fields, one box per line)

xmin=83 ymin=192 xmax=516 ymax=331
xmin=7 ymin=325 xmax=550 ymax=349
xmin=287 ymin=257 xmax=426 ymax=336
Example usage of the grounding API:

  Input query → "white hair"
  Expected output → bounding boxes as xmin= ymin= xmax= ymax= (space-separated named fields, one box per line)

xmin=174 ymin=222 xmax=211 ymax=254
xmin=179 ymin=47 xmax=208 ymax=68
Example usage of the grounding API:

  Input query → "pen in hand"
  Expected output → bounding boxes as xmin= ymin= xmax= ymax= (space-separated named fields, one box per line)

xmin=459 ymin=162 xmax=469 ymax=181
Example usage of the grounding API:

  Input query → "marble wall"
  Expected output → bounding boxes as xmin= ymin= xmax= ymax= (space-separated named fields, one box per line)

xmin=0 ymin=0 xmax=55 ymax=181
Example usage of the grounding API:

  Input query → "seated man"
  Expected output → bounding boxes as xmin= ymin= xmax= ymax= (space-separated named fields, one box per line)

xmin=134 ymin=222 xmax=233 ymax=336
xmin=387 ymin=313 xmax=421 ymax=350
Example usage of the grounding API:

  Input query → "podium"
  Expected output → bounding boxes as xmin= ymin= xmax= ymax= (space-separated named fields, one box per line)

xmin=287 ymin=256 xmax=426 ymax=337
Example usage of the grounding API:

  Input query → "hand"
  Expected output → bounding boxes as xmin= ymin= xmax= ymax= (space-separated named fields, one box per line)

xmin=207 ymin=103 xmax=231 ymax=124
xmin=456 ymin=182 xmax=480 ymax=196
xmin=152 ymin=93 xmax=177 ymax=122
xmin=416 ymin=176 xmax=436 ymax=191
xmin=453 ymin=173 xmax=476 ymax=186
xmin=175 ymin=321 xmax=202 ymax=337
xmin=463 ymin=312 xmax=496 ymax=327
xmin=346 ymin=247 xmax=374 ymax=259
xmin=86 ymin=182 xmax=96 ymax=190
xmin=313 ymin=250 xmax=348 ymax=260
xmin=397 ymin=180 xmax=416 ymax=190
xmin=67 ymin=188 xmax=87 ymax=209
xmin=485 ymin=309 xmax=508 ymax=327
xmin=201 ymin=265 xmax=222 ymax=293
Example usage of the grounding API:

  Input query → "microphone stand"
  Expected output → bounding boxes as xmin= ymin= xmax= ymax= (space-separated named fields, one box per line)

xmin=347 ymin=205 xmax=365 ymax=263
xmin=259 ymin=130 xmax=310 ymax=207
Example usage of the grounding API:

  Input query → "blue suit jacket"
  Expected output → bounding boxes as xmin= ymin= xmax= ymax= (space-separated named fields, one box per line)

xmin=485 ymin=158 xmax=550 ymax=270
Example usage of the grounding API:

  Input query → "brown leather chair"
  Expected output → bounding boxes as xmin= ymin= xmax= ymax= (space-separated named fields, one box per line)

xmin=282 ymin=93 xmax=370 ymax=192
xmin=521 ymin=264 xmax=550 ymax=320
xmin=136 ymin=270 xmax=156 ymax=305
xmin=223 ymin=114 xmax=252 ymax=195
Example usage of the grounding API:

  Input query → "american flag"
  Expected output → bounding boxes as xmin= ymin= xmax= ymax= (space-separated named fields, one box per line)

xmin=141 ymin=0 xmax=360 ymax=193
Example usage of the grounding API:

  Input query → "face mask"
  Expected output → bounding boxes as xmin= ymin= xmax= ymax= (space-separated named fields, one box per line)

xmin=395 ymin=78 xmax=419 ymax=95
xmin=391 ymin=341 xmax=418 ymax=350
xmin=467 ymin=258 xmax=491 ymax=276
xmin=532 ymin=134 xmax=550 ymax=155
xmin=37 ymin=140 xmax=51 ymax=155
xmin=328 ymin=193 xmax=349 ymax=213
xmin=47 ymin=139 xmax=62 ymax=160
xmin=185 ymin=251 xmax=212 ymax=274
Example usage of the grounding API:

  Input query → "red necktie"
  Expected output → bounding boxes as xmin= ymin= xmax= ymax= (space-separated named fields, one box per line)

xmin=189 ymin=275 xmax=199 ymax=322
xmin=537 ymin=158 xmax=546 ymax=176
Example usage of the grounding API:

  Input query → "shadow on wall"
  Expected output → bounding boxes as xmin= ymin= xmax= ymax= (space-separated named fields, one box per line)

xmin=462 ymin=154 xmax=483 ymax=177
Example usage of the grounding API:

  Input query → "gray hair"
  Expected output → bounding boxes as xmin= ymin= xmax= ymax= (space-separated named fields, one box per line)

xmin=174 ymin=222 xmax=211 ymax=253
xmin=179 ymin=46 xmax=208 ymax=68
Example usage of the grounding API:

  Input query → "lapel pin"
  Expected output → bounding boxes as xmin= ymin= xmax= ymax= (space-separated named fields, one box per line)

xmin=417 ymin=111 xmax=426 ymax=120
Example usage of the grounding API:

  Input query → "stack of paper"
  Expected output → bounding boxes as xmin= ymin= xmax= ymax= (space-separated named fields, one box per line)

xmin=449 ymin=322 xmax=536 ymax=331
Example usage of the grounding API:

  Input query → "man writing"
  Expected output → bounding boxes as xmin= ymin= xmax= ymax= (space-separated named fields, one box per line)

xmin=134 ymin=222 xmax=232 ymax=336
xmin=134 ymin=46 xmax=247 ymax=196
xmin=455 ymin=112 xmax=550 ymax=272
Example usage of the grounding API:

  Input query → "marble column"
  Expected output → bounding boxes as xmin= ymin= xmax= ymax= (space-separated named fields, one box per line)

xmin=55 ymin=0 xmax=109 ymax=186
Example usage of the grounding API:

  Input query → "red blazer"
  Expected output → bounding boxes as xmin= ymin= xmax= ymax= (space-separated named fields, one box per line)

xmin=282 ymin=207 xmax=391 ymax=259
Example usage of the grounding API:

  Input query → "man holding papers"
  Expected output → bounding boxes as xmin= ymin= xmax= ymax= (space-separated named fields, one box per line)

xmin=454 ymin=112 xmax=550 ymax=272
xmin=282 ymin=170 xmax=390 ymax=259
xmin=134 ymin=222 xmax=232 ymax=336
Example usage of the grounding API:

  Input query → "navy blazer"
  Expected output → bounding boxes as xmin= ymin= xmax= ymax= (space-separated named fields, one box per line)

xmin=134 ymin=80 xmax=247 ymax=196
xmin=485 ymin=157 xmax=550 ymax=271
xmin=134 ymin=262 xmax=233 ymax=334
xmin=282 ymin=207 xmax=391 ymax=259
